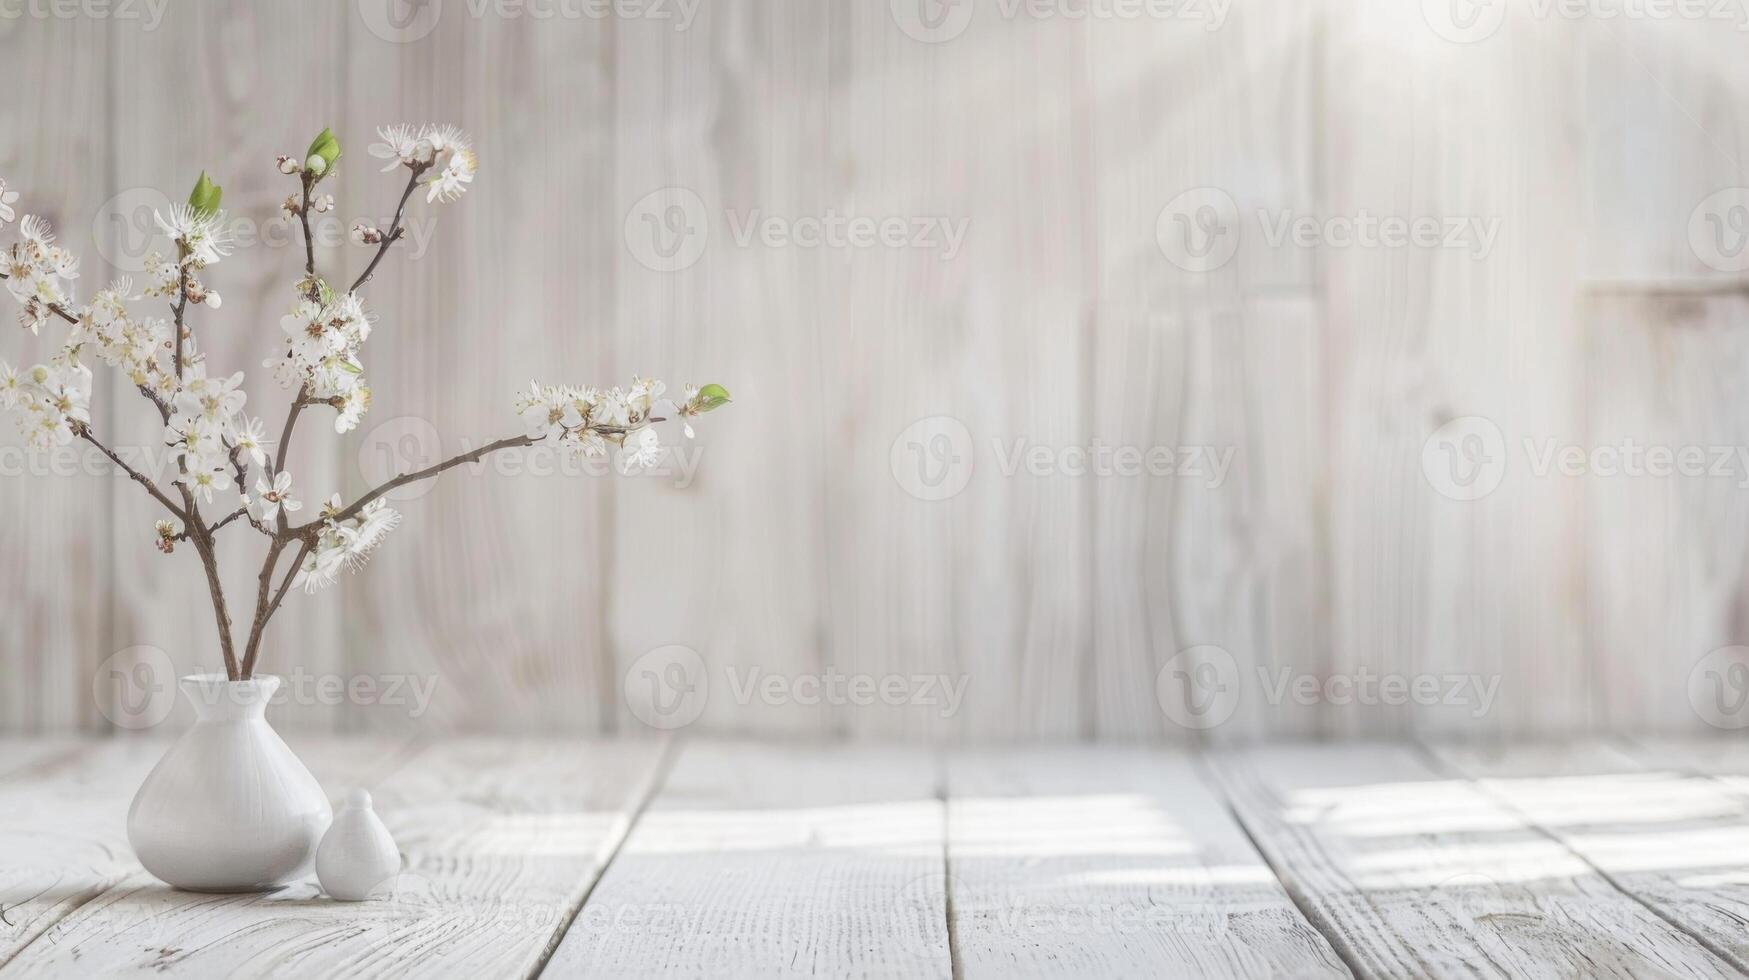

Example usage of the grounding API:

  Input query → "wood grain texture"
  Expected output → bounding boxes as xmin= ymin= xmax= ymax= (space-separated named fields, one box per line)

xmin=100 ymin=2 xmax=350 ymax=731
xmin=0 ymin=739 xmax=161 ymax=968
xmin=944 ymin=747 xmax=1349 ymax=978
xmin=1320 ymin=0 xmax=1590 ymax=738
xmin=0 ymin=12 xmax=111 ymax=733
xmin=3 ymin=2 xmax=1749 ymax=739
xmin=1083 ymin=1 xmax=1326 ymax=742
xmin=1428 ymin=739 xmax=1749 ymax=973
xmin=1583 ymin=294 xmax=1749 ymax=731
xmin=6 ymin=737 xmax=663 ymax=979
xmin=1211 ymin=743 xmax=1740 ymax=978
xmin=0 ymin=734 xmax=404 ymax=973
xmin=340 ymin=3 xmax=621 ymax=734
xmin=546 ymin=740 xmax=951 ymax=978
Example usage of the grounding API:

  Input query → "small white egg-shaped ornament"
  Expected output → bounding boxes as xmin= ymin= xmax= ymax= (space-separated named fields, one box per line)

xmin=316 ymin=789 xmax=401 ymax=901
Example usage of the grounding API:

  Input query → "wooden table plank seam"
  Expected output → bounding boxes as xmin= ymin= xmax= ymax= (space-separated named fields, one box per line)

xmin=1188 ymin=749 xmax=1369 ymax=980
xmin=1422 ymin=738 xmax=1749 ymax=978
xmin=1411 ymin=741 xmax=1749 ymax=975
xmin=528 ymin=736 xmax=681 ymax=980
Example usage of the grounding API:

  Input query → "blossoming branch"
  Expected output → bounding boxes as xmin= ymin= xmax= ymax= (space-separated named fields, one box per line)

xmin=0 ymin=125 xmax=729 ymax=682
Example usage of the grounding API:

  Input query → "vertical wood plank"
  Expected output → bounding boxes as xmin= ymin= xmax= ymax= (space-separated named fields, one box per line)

xmin=1084 ymin=0 xmax=1327 ymax=741
xmin=341 ymin=8 xmax=617 ymax=732
xmin=0 ymin=14 xmax=111 ymax=732
xmin=1583 ymin=294 xmax=1749 ymax=732
xmin=1321 ymin=0 xmax=1589 ymax=737
xmin=102 ymin=4 xmax=349 ymax=731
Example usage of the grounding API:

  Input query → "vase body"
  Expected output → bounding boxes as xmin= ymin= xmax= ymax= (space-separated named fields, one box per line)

xmin=127 ymin=674 xmax=332 ymax=892
xmin=316 ymin=789 xmax=402 ymax=900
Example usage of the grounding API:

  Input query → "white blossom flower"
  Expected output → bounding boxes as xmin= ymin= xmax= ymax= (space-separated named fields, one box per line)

xmin=155 ymin=204 xmax=233 ymax=267
xmin=39 ymin=365 xmax=93 ymax=430
xmin=333 ymin=385 xmax=370 ymax=433
xmin=414 ymin=125 xmax=476 ymax=204
xmin=232 ymin=415 xmax=271 ymax=468
xmin=0 ymin=361 xmax=21 ymax=410
xmin=339 ymin=499 xmax=401 ymax=568
xmin=368 ymin=125 xmax=420 ymax=172
xmin=182 ymin=461 xmax=233 ymax=504
xmin=254 ymin=471 xmax=302 ymax=522
xmin=626 ymin=376 xmax=665 ymax=420
xmin=0 ymin=177 xmax=17 ymax=226
xmin=515 ymin=380 xmax=579 ymax=441
xmin=562 ymin=427 xmax=607 ymax=458
xmin=293 ymin=533 xmax=348 ymax=593
xmin=617 ymin=426 xmax=662 ymax=473
xmin=280 ymin=299 xmax=346 ymax=365
xmin=19 ymin=215 xmax=53 ymax=248
xmin=173 ymin=366 xmax=247 ymax=430
xmin=422 ymin=150 xmax=476 ymax=203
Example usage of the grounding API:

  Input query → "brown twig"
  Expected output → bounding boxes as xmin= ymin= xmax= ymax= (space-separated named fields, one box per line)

xmin=350 ymin=166 xmax=426 ymax=293
xmin=78 ymin=428 xmax=186 ymax=520
xmin=240 ymin=536 xmax=311 ymax=678
xmin=297 ymin=434 xmax=538 ymax=532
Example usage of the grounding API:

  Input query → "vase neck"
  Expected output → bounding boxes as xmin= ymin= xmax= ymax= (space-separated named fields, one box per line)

xmin=179 ymin=674 xmax=281 ymax=721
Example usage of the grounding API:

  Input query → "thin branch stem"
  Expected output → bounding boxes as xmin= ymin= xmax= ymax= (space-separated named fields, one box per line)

xmin=240 ymin=537 xmax=310 ymax=678
xmin=298 ymin=173 xmax=318 ymax=296
xmin=349 ymin=167 xmax=426 ymax=294
xmin=78 ymin=428 xmax=186 ymax=520
xmin=298 ymin=434 xmax=537 ymax=532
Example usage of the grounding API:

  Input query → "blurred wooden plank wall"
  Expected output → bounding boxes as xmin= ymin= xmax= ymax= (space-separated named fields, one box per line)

xmin=0 ymin=1 xmax=1744 ymax=738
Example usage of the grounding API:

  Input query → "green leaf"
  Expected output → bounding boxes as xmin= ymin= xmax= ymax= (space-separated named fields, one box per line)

xmin=187 ymin=171 xmax=223 ymax=217
xmin=306 ymin=127 xmax=342 ymax=176
xmin=695 ymin=383 xmax=731 ymax=412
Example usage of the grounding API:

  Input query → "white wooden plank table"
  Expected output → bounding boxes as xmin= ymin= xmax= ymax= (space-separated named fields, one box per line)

xmin=5 ymin=738 xmax=1749 ymax=978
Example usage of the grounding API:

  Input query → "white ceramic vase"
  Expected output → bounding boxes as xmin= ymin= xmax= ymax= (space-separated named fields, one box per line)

xmin=127 ymin=674 xmax=332 ymax=893
xmin=316 ymin=789 xmax=402 ymax=901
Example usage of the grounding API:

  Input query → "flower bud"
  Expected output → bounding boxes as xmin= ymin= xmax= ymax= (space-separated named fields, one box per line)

xmin=305 ymin=154 xmax=327 ymax=176
xmin=206 ymin=290 xmax=222 ymax=309
xmin=277 ymin=155 xmax=300 ymax=175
